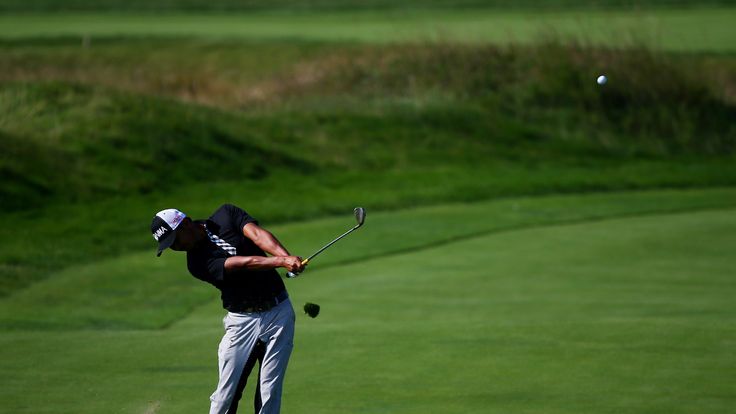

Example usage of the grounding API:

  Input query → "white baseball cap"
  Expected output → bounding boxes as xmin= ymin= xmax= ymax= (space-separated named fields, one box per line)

xmin=150 ymin=208 xmax=187 ymax=256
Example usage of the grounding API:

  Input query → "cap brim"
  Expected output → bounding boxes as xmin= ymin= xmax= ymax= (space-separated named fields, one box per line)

xmin=156 ymin=230 xmax=177 ymax=257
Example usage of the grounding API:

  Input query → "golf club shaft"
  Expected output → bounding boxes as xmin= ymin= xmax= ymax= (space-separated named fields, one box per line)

xmin=286 ymin=224 xmax=360 ymax=278
xmin=305 ymin=224 xmax=360 ymax=262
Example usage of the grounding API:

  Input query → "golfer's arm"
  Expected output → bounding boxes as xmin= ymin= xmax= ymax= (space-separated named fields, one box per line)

xmin=224 ymin=255 xmax=288 ymax=271
xmin=242 ymin=222 xmax=291 ymax=257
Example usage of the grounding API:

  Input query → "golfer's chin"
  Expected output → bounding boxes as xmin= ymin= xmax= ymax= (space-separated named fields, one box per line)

xmin=170 ymin=242 xmax=190 ymax=252
xmin=171 ymin=238 xmax=200 ymax=252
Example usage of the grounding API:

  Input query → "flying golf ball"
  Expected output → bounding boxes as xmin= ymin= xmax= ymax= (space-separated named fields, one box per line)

xmin=597 ymin=75 xmax=607 ymax=85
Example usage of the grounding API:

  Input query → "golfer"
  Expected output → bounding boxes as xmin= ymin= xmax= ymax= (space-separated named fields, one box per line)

xmin=150 ymin=204 xmax=305 ymax=414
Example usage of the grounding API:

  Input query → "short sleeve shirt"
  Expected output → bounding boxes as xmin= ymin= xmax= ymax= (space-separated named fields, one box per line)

xmin=186 ymin=204 xmax=286 ymax=311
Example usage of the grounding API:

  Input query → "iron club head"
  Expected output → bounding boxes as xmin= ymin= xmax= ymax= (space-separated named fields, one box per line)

xmin=286 ymin=207 xmax=367 ymax=278
xmin=354 ymin=207 xmax=366 ymax=227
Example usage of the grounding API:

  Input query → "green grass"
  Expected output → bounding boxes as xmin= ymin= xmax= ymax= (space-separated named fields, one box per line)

xmin=2 ymin=187 xmax=736 ymax=329
xmin=0 ymin=38 xmax=339 ymax=105
xmin=0 ymin=7 xmax=735 ymax=52
xmin=1 ymin=42 xmax=733 ymax=208
xmin=1 ymin=192 xmax=734 ymax=412
xmin=1 ymin=1 xmax=735 ymax=412
xmin=3 ymin=0 xmax=735 ymax=13
xmin=1 ymin=39 xmax=734 ymax=296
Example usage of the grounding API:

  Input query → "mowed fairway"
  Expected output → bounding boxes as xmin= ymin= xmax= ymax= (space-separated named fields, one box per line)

xmin=0 ymin=7 xmax=735 ymax=52
xmin=1 ymin=193 xmax=734 ymax=413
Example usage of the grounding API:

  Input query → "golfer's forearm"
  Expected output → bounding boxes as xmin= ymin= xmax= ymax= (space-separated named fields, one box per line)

xmin=224 ymin=256 xmax=288 ymax=271
xmin=255 ymin=232 xmax=290 ymax=257
xmin=243 ymin=224 xmax=290 ymax=256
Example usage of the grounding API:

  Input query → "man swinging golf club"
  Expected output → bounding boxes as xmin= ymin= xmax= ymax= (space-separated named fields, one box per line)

xmin=151 ymin=204 xmax=305 ymax=414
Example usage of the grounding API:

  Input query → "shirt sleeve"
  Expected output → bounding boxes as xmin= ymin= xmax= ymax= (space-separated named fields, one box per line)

xmin=188 ymin=253 xmax=227 ymax=285
xmin=222 ymin=204 xmax=258 ymax=232
xmin=206 ymin=257 xmax=227 ymax=283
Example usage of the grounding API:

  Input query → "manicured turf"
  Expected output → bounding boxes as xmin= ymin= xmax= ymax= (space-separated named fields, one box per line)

xmin=2 ymin=187 xmax=736 ymax=330
xmin=1 ymin=190 xmax=735 ymax=413
xmin=0 ymin=8 xmax=735 ymax=52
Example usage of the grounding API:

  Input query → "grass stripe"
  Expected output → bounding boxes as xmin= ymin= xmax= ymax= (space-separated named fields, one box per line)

xmin=0 ymin=8 xmax=735 ymax=51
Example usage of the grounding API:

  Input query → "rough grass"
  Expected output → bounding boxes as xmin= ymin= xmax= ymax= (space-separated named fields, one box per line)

xmin=283 ymin=42 xmax=736 ymax=154
xmin=1 ymin=40 xmax=735 ymax=296
xmin=0 ymin=38 xmax=339 ymax=107
xmin=0 ymin=81 xmax=316 ymax=209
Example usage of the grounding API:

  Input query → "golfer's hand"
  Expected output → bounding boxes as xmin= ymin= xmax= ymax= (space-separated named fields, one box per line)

xmin=282 ymin=256 xmax=306 ymax=273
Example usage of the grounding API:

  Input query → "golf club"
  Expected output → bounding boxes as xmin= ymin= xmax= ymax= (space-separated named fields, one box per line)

xmin=286 ymin=207 xmax=366 ymax=278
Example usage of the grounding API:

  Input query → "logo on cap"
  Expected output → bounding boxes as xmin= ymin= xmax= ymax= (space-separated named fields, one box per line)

xmin=153 ymin=226 xmax=168 ymax=241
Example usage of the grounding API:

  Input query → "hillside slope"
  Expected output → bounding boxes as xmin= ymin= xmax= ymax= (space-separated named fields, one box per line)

xmin=2 ymin=42 xmax=734 ymax=210
xmin=1 ymin=41 xmax=735 ymax=296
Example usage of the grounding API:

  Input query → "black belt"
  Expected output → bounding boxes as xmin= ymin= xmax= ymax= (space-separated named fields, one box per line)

xmin=229 ymin=290 xmax=289 ymax=314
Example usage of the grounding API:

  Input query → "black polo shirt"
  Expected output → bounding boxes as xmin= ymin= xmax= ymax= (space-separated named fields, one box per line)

xmin=186 ymin=204 xmax=286 ymax=312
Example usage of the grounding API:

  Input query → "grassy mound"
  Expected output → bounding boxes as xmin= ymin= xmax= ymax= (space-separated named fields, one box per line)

xmin=0 ymin=81 xmax=313 ymax=210
xmin=1 ymin=42 xmax=734 ymax=211
xmin=1 ymin=40 xmax=734 ymax=296
xmin=280 ymin=42 xmax=736 ymax=154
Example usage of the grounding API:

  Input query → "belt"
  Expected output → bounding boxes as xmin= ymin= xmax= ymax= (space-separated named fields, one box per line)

xmin=229 ymin=290 xmax=289 ymax=314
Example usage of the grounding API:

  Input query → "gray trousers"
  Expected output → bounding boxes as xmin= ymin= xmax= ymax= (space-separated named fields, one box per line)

xmin=209 ymin=299 xmax=295 ymax=414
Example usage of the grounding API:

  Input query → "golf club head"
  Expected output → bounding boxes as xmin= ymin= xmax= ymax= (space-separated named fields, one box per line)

xmin=354 ymin=207 xmax=366 ymax=227
xmin=285 ymin=208 xmax=365 ymax=279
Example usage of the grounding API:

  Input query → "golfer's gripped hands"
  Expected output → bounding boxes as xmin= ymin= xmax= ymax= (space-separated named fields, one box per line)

xmin=282 ymin=256 xmax=306 ymax=273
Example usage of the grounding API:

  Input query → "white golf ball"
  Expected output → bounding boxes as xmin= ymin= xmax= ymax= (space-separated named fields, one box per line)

xmin=597 ymin=75 xmax=607 ymax=85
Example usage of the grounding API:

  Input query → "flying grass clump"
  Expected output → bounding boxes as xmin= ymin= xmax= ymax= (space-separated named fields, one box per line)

xmin=303 ymin=302 xmax=320 ymax=318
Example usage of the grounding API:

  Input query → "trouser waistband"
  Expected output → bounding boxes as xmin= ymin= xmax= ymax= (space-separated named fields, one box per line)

xmin=228 ymin=290 xmax=289 ymax=314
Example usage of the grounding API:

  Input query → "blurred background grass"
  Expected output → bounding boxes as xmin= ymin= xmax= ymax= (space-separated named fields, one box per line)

xmin=1 ymin=9 xmax=736 ymax=52
xmin=2 ymin=0 xmax=736 ymax=12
